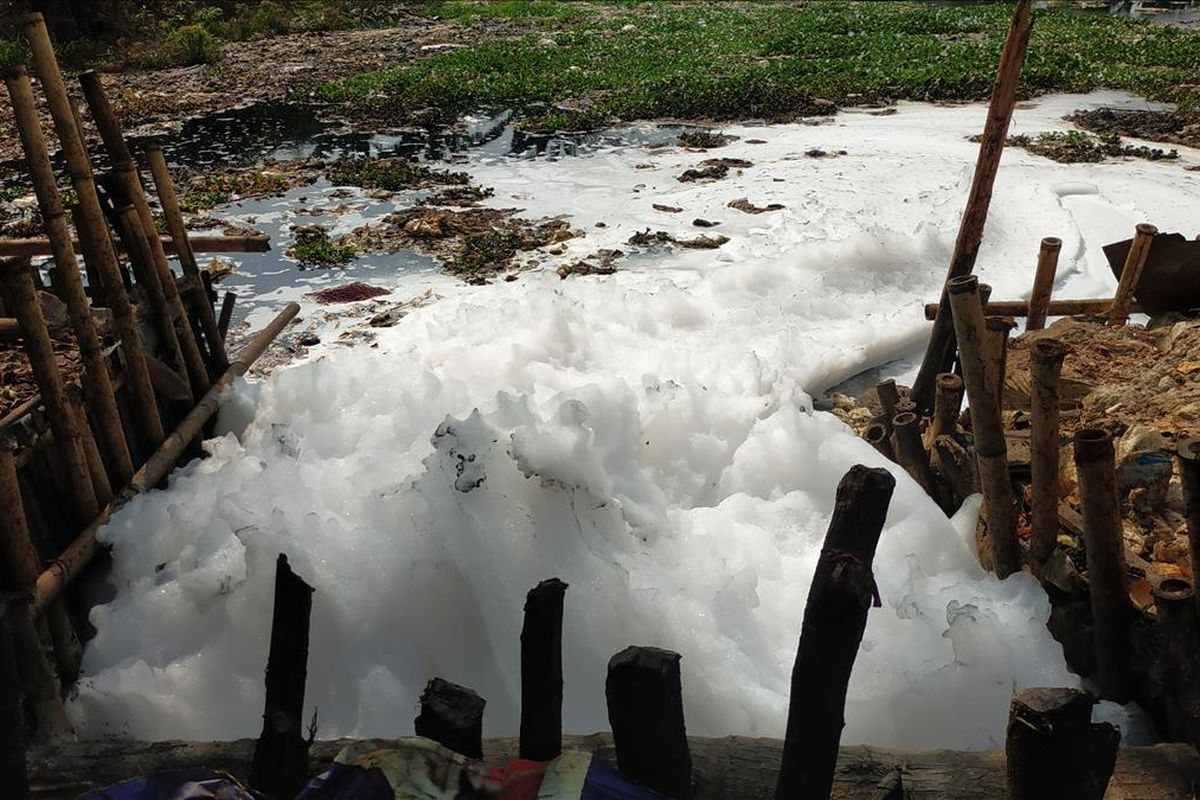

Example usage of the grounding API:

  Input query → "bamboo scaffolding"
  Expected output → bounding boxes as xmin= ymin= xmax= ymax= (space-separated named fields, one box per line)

xmin=31 ymin=302 xmax=299 ymax=616
xmin=0 ymin=234 xmax=270 ymax=258
xmin=80 ymin=71 xmax=212 ymax=398
xmin=23 ymin=13 xmax=166 ymax=454
xmin=2 ymin=66 xmax=133 ymax=487
xmin=145 ymin=144 xmax=229 ymax=373
xmin=1026 ymin=237 xmax=1062 ymax=331
xmin=1109 ymin=223 xmax=1157 ymax=325
xmin=1029 ymin=338 xmax=1066 ymax=566
xmin=923 ymin=297 xmax=1141 ymax=321
xmin=948 ymin=276 xmax=1019 ymax=577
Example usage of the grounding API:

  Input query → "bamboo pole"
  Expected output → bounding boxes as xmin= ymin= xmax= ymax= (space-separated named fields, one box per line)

xmin=1154 ymin=578 xmax=1200 ymax=749
xmin=1177 ymin=437 xmax=1200 ymax=618
xmin=1073 ymin=429 xmax=1131 ymax=702
xmin=218 ymin=292 xmax=236 ymax=341
xmin=0 ymin=234 xmax=271 ymax=258
xmin=23 ymin=13 xmax=166 ymax=454
xmin=1026 ymin=237 xmax=1062 ymax=331
xmin=3 ymin=65 xmax=133 ymax=488
xmin=1108 ymin=223 xmax=1157 ymax=325
xmin=31 ymin=302 xmax=299 ymax=616
xmin=948 ymin=276 xmax=1020 ymax=577
xmin=876 ymin=379 xmax=900 ymax=438
xmin=68 ymin=386 xmax=112 ymax=506
xmin=927 ymin=373 xmax=964 ymax=447
xmin=911 ymin=0 xmax=1035 ymax=414
xmin=891 ymin=411 xmax=936 ymax=496
xmin=80 ymin=71 xmax=211 ymax=399
xmin=145 ymin=144 xmax=229 ymax=373
xmin=1029 ymin=338 xmax=1066 ymax=566
xmin=983 ymin=316 xmax=1015 ymax=409
xmin=863 ymin=421 xmax=893 ymax=460
xmin=923 ymin=297 xmax=1140 ymax=321
xmin=932 ymin=434 xmax=978 ymax=512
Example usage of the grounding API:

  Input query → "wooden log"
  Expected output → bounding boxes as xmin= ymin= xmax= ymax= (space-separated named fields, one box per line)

xmin=1178 ymin=437 xmax=1200 ymax=619
xmin=926 ymin=373 xmax=964 ymax=448
xmin=145 ymin=144 xmax=230 ymax=373
xmin=1073 ymin=429 xmax=1131 ymax=702
xmin=910 ymin=0 xmax=1034 ymax=414
xmin=1005 ymin=687 xmax=1118 ymax=800
xmin=0 ymin=601 xmax=30 ymax=800
xmin=218 ymin=292 xmax=236 ymax=341
xmin=607 ymin=646 xmax=692 ymax=799
xmin=875 ymin=379 xmax=900 ymax=438
xmin=0 ymin=257 xmax=98 ymax=525
xmin=1029 ymin=338 xmax=1066 ymax=567
xmin=0 ymin=234 xmax=271 ymax=258
xmin=414 ymin=678 xmax=485 ymax=760
xmin=1154 ymin=578 xmax=1200 ymax=749
xmin=1026 ymin=236 xmax=1062 ymax=331
xmin=862 ymin=421 xmax=893 ymax=460
xmin=2 ymin=65 xmax=133 ymax=488
xmin=922 ymin=297 xmax=1140 ymax=321
xmin=31 ymin=302 xmax=299 ymax=616
xmin=80 ymin=70 xmax=212 ymax=399
xmin=775 ymin=465 xmax=894 ymax=800
xmin=249 ymin=554 xmax=314 ymax=800
xmin=948 ymin=276 xmax=1019 ymax=577
xmin=1109 ymin=223 xmax=1158 ymax=325
xmin=890 ymin=412 xmax=935 ymax=497
xmin=519 ymin=577 xmax=567 ymax=762
xmin=22 ymin=13 xmax=166 ymax=456
xmin=25 ymin=736 xmax=1200 ymax=800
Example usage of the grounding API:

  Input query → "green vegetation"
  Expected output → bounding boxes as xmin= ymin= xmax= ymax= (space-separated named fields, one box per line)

xmin=179 ymin=168 xmax=298 ymax=211
xmin=326 ymin=157 xmax=470 ymax=191
xmin=319 ymin=2 xmax=1200 ymax=129
xmin=289 ymin=228 xmax=357 ymax=267
xmin=0 ymin=38 xmax=30 ymax=72
xmin=1006 ymin=130 xmax=1179 ymax=163
xmin=430 ymin=1 xmax=590 ymax=23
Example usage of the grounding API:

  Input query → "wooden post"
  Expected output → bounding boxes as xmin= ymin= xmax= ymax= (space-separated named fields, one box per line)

xmin=0 ymin=258 xmax=98 ymax=525
xmin=1073 ymin=429 xmax=1131 ymax=702
xmin=1154 ymin=578 xmax=1200 ymax=749
xmin=1176 ymin=436 xmax=1200 ymax=619
xmin=1026 ymin=237 xmax=1062 ymax=331
xmin=79 ymin=71 xmax=211 ymax=399
xmin=249 ymin=554 xmax=314 ymax=800
xmin=910 ymin=0 xmax=1035 ymax=414
xmin=1030 ymin=338 xmax=1066 ymax=567
xmin=927 ymin=373 xmax=964 ymax=447
xmin=1005 ymin=688 xmax=1118 ymax=800
xmin=2 ymin=65 xmax=133 ymax=488
xmin=948 ymin=276 xmax=1019 ymax=577
xmin=22 ymin=13 xmax=166 ymax=454
xmin=1108 ymin=223 xmax=1158 ymax=325
xmin=414 ymin=677 xmax=485 ymax=760
xmin=863 ymin=422 xmax=893 ymax=460
xmin=607 ymin=646 xmax=692 ymax=799
xmin=890 ymin=412 xmax=936 ymax=497
xmin=775 ymin=465 xmax=895 ymax=800
xmin=145 ymin=144 xmax=230 ymax=373
xmin=520 ymin=577 xmax=567 ymax=762
xmin=0 ymin=601 xmax=30 ymax=800
xmin=218 ymin=292 xmax=236 ymax=341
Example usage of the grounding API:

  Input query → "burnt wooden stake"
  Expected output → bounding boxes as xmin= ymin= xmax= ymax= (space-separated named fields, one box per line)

xmin=249 ymin=554 xmax=314 ymax=800
xmin=775 ymin=465 xmax=896 ymax=800
xmin=607 ymin=646 xmax=692 ymax=799
xmin=415 ymin=677 xmax=486 ymax=760
xmin=1005 ymin=687 xmax=1118 ymax=800
xmin=1073 ymin=429 xmax=1131 ymax=702
xmin=1154 ymin=578 xmax=1200 ymax=749
xmin=1029 ymin=338 xmax=1066 ymax=567
xmin=1025 ymin=237 xmax=1062 ymax=331
xmin=0 ymin=601 xmax=30 ymax=800
xmin=1178 ymin=437 xmax=1200 ymax=618
xmin=520 ymin=577 xmax=568 ymax=762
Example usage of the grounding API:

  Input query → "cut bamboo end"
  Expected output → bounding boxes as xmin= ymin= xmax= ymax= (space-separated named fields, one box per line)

xmin=1074 ymin=428 xmax=1115 ymax=464
xmin=1026 ymin=236 xmax=1062 ymax=331
xmin=864 ymin=421 xmax=893 ymax=460
xmin=1029 ymin=337 xmax=1066 ymax=567
xmin=1108 ymin=222 xmax=1158 ymax=325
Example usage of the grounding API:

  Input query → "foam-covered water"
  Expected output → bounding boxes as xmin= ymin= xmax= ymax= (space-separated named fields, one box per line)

xmin=70 ymin=92 xmax=1199 ymax=746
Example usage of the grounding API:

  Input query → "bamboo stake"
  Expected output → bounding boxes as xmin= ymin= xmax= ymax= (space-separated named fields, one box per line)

xmin=68 ymin=386 xmax=112 ymax=506
xmin=948 ymin=276 xmax=1020 ymax=577
xmin=1154 ymin=578 xmax=1200 ymax=749
xmin=923 ymin=297 xmax=1140 ymax=321
xmin=1029 ymin=338 xmax=1066 ymax=566
xmin=145 ymin=144 xmax=229 ymax=373
xmin=218 ymin=292 xmax=236 ymax=341
xmin=23 ymin=13 xmax=165 ymax=454
xmin=80 ymin=71 xmax=211 ymax=398
xmin=911 ymin=0 xmax=1035 ymax=414
xmin=932 ymin=434 xmax=978 ymax=512
xmin=891 ymin=411 xmax=936 ymax=496
xmin=31 ymin=302 xmax=299 ymax=616
xmin=1073 ymin=429 xmax=1131 ymax=702
xmin=927 ymin=373 xmax=964 ymax=447
xmin=876 ymin=379 xmax=900 ymax=438
xmin=1108 ymin=223 xmax=1158 ymax=325
xmin=1177 ymin=436 xmax=1200 ymax=619
xmin=2 ymin=65 xmax=133 ymax=487
xmin=983 ymin=316 xmax=1016 ymax=409
xmin=0 ymin=234 xmax=271 ymax=258
xmin=863 ymin=421 xmax=893 ymax=460
xmin=1026 ymin=237 xmax=1062 ymax=331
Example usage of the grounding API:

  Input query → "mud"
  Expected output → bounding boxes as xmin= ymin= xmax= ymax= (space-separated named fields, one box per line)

xmin=1068 ymin=108 xmax=1200 ymax=150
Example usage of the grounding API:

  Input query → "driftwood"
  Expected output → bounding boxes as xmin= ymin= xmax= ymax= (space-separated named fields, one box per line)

xmin=0 ymin=234 xmax=271 ymax=258
xmin=25 ymin=736 xmax=1200 ymax=800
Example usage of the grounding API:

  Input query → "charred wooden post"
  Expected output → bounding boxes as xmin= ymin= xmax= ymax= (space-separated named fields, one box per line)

xmin=1154 ymin=578 xmax=1200 ymax=749
xmin=23 ymin=13 xmax=166 ymax=454
xmin=520 ymin=577 xmax=568 ymax=762
xmin=1178 ymin=437 xmax=1200 ymax=618
xmin=80 ymin=71 xmax=211 ymax=399
xmin=145 ymin=144 xmax=230 ymax=373
xmin=1026 ymin=237 xmax=1062 ymax=331
xmin=924 ymin=297 xmax=1141 ymax=321
xmin=932 ymin=435 xmax=979 ymax=516
xmin=0 ymin=257 xmax=99 ymax=525
xmin=2 ymin=65 xmax=133 ymax=487
xmin=927 ymin=373 xmax=964 ymax=446
xmin=607 ymin=646 xmax=692 ymax=799
xmin=218 ymin=292 xmax=236 ymax=341
xmin=249 ymin=554 xmax=314 ymax=800
xmin=875 ymin=380 xmax=900 ymax=437
xmin=863 ymin=422 xmax=893 ymax=460
xmin=1029 ymin=338 xmax=1066 ymax=567
xmin=891 ymin=412 xmax=935 ymax=496
xmin=1108 ymin=223 xmax=1158 ymax=325
xmin=114 ymin=205 xmax=187 ymax=384
xmin=1005 ymin=688 xmax=1119 ymax=800
xmin=0 ymin=601 xmax=30 ymax=800
xmin=911 ymin=0 xmax=1034 ymax=413
xmin=983 ymin=316 xmax=1016 ymax=409
xmin=775 ymin=465 xmax=895 ymax=800
xmin=415 ymin=678 xmax=486 ymax=760
xmin=1073 ymin=429 xmax=1131 ymax=702
xmin=948 ymin=276 xmax=1019 ymax=577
